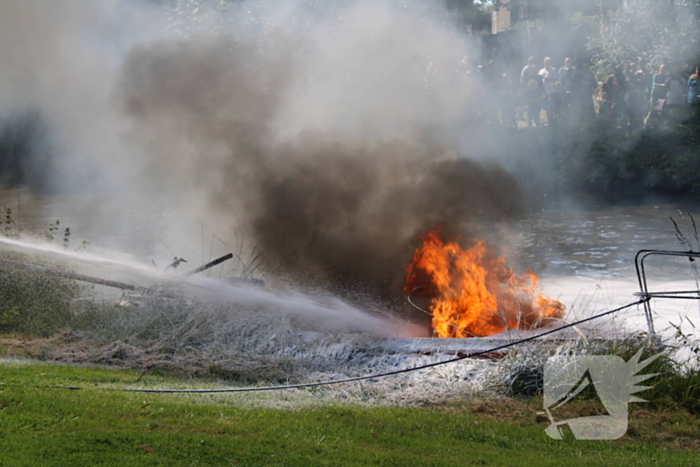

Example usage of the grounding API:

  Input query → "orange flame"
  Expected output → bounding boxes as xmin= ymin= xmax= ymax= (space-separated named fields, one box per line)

xmin=404 ymin=227 xmax=565 ymax=338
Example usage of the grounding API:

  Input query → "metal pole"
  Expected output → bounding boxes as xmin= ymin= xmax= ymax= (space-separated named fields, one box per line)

xmin=185 ymin=253 xmax=233 ymax=276
xmin=0 ymin=258 xmax=145 ymax=291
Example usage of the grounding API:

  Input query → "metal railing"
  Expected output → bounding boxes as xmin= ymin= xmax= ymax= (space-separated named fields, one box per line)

xmin=634 ymin=249 xmax=700 ymax=337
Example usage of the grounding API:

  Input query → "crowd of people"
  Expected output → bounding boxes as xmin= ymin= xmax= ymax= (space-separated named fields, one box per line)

xmin=430 ymin=55 xmax=700 ymax=129
xmin=517 ymin=56 xmax=591 ymax=128
xmin=520 ymin=56 xmax=700 ymax=129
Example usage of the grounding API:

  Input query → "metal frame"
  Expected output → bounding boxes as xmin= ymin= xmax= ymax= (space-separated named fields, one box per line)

xmin=634 ymin=249 xmax=700 ymax=337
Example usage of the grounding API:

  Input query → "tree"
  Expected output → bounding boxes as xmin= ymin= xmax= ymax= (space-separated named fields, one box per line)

xmin=590 ymin=0 xmax=700 ymax=73
xmin=441 ymin=0 xmax=492 ymax=31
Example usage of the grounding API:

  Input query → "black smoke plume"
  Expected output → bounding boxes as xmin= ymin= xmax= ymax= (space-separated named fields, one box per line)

xmin=118 ymin=35 xmax=526 ymax=306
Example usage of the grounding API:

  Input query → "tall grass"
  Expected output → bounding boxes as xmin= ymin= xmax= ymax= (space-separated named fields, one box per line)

xmin=501 ymin=334 xmax=700 ymax=415
xmin=0 ymin=251 xmax=80 ymax=337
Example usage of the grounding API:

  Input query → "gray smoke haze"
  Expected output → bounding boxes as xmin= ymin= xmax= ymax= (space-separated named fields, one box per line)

xmin=0 ymin=0 xmax=527 ymax=307
xmin=0 ymin=0 xmax=163 ymax=184
xmin=117 ymin=28 xmax=525 ymax=301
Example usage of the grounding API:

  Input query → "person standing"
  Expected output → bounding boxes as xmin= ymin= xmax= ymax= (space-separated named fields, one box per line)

xmin=521 ymin=56 xmax=542 ymax=126
xmin=644 ymin=64 xmax=670 ymax=128
xmin=539 ymin=57 xmax=559 ymax=125
xmin=520 ymin=56 xmax=539 ymax=87
xmin=664 ymin=64 xmax=687 ymax=121
xmin=650 ymin=64 xmax=669 ymax=107
xmin=688 ymin=67 xmax=700 ymax=106
xmin=525 ymin=76 xmax=544 ymax=128
xmin=558 ymin=57 xmax=576 ymax=92
xmin=627 ymin=72 xmax=648 ymax=130
xmin=611 ymin=66 xmax=628 ymax=125
xmin=501 ymin=71 xmax=518 ymax=127
xmin=635 ymin=57 xmax=651 ymax=96
xmin=597 ymin=76 xmax=615 ymax=119
xmin=571 ymin=60 xmax=598 ymax=122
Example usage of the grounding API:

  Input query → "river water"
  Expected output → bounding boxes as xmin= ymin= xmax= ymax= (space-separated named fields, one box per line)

xmin=519 ymin=203 xmax=700 ymax=342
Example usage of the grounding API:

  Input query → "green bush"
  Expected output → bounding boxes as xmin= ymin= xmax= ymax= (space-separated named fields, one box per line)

xmin=499 ymin=104 xmax=700 ymax=201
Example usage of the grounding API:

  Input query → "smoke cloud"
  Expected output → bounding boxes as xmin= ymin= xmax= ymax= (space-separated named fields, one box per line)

xmin=0 ymin=0 xmax=527 ymax=309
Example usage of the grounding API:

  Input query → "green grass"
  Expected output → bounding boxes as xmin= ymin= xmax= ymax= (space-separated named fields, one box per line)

xmin=0 ymin=360 xmax=697 ymax=466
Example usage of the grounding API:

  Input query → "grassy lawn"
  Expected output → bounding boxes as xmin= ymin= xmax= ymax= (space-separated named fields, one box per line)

xmin=0 ymin=360 xmax=697 ymax=466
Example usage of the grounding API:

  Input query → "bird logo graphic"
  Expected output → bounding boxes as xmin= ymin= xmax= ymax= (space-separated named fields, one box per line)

xmin=542 ymin=350 xmax=659 ymax=440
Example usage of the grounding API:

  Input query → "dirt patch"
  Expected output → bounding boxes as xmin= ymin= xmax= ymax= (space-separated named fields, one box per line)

xmin=0 ymin=331 xmax=93 ymax=362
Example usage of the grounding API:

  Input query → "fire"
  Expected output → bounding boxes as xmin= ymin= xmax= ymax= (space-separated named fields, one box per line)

xmin=404 ymin=227 xmax=565 ymax=338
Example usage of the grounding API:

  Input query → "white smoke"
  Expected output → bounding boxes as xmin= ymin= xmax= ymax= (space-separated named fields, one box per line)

xmin=0 ymin=1 xmax=487 ymax=261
